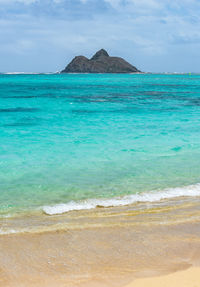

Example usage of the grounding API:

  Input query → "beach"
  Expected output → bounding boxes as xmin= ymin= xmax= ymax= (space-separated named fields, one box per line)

xmin=1 ymin=196 xmax=200 ymax=287
xmin=126 ymin=267 xmax=200 ymax=287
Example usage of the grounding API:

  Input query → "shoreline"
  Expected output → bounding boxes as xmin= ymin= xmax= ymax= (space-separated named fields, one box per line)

xmin=1 ymin=194 xmax=200 ymax=235
xmin=1 ymin=196 xmax=200 ymax=286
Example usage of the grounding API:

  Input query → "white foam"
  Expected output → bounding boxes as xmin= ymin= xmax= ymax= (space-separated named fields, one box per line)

xmin=0 ymin=228 xmax=17 ymax=235
xmin=43 ymin=183 xmax=200 ymax=215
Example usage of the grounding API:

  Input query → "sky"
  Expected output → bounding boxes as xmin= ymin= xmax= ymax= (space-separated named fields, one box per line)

xmin=0 ymin=0 xmax=200 ymax=72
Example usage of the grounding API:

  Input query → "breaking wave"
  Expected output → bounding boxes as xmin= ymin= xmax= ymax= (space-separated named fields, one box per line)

xmin=43 ymin=183 xmax=200 ymax=215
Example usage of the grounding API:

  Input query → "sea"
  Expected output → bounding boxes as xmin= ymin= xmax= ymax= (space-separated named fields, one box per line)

xmin=0 ymin=73 xmax=200 ymax=226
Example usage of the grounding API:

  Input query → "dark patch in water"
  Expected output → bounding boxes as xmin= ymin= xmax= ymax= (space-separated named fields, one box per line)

xmin=71 ymin=104 xmax=181 ymax=114
xmin=150 ymin=84 xmax=191 ymax=87
xmin=171 ymin=146 xmax=182 ymax=152
xmin=4 ymin=96 xmax=38 ymax=99
xmin=3 ymin=93 xmax=57 ymax=99
xmin=1 ymin=117 xmax=41 ymax=127
xmin=0 ymin=107 xmax=39 ymax=113
xmin=184 ymin=98 xmax=200 ymax=106
xmin=121 ymin=148 xmax=136 ymax=152
xmin=71 ymin=107 xmax=145 ymax=114
xmin=71 ymin=109 xmax=122 ymax=114
xmin=2 ymin=122 xmax=38 ymax=127
xmin=153 ymin=107 xmax=179 ymax=111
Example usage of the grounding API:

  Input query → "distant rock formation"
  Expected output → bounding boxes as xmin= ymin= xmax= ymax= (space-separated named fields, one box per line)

xmin=61 ymin=49 xmax=141 ymax=73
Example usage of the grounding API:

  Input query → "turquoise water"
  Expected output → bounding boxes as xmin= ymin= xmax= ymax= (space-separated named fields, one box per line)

xmin=1 ymin=73 xmax=200 ymax=216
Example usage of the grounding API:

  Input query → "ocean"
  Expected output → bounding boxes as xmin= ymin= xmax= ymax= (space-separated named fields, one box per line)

xmin=1 ymin=73 xmax=200 ymax=221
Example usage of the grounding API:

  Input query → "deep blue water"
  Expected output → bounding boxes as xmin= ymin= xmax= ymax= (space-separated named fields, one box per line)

xmin=1 ymin=73 xmax=200 ymax=216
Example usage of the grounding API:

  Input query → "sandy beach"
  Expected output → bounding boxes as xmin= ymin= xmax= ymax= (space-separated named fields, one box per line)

xmin=125 ymin=267 xmax=200 ymax=287
xmin=1 ymin=196 xmax=200 ymax=287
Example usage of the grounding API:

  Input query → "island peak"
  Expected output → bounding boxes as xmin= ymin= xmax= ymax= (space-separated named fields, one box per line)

xmin=61 ymin=49 xmax=141 ymax=73
xmin=91 ymin=49 xmax=109 ymax=60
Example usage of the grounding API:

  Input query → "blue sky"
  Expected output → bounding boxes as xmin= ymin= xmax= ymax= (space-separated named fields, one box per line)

xmin=0 ymin=0 xmax=200 ymax=72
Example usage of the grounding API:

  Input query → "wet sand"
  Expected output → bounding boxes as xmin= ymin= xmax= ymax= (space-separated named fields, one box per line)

xmin=1 ymin=196 xmax=200 ymax=287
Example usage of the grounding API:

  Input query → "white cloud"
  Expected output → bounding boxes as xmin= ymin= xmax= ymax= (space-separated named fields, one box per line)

xmin=1 ymin=0 xmax=200 ymax=72
xmin=0 ymin=0 xmax=38 ymax=3
xmin=0 ymin=0 xmax=64 ymax=4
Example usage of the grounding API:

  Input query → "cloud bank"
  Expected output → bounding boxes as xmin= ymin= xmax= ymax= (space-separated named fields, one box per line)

xmin=0 ymin=0 xmax=200 ymax=72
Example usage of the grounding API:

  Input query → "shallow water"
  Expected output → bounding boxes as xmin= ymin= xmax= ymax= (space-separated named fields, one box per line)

xmin=1 ymin=73 xmax=200 ymax=218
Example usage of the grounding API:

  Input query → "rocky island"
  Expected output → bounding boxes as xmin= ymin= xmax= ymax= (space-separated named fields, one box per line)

xmin=61 ymin=49 xmax=141 ymax=73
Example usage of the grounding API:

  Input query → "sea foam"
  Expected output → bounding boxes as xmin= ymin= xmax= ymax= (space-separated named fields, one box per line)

xmin=43 ymin=183 xmax=200 ymax=215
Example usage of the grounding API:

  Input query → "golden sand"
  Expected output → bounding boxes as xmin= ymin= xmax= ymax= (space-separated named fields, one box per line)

xmin=125 ymin=267 xmax=200 ymax=287
xmin=0 ymin=196 xmax=200 ymax=287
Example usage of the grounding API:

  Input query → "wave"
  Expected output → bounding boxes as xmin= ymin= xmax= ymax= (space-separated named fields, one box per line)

xmin=43 ymin=183 xmax=200 ymax=215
